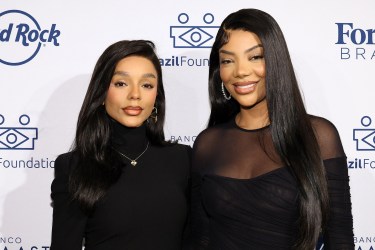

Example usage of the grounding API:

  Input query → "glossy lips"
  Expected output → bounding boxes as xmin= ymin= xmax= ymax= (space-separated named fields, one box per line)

xmin=122 ymin=106 xmax=143 ymax=116
xmin=233 ymin=81 xmax=258 ymax=95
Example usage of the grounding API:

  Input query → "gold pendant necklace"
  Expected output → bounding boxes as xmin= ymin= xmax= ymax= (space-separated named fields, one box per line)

xmin=112 ymin=142 xmax=149 ymax=166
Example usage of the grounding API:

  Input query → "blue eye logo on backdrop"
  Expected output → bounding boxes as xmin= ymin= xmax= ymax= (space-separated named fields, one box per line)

xmin=0 ymin=114 xmax=38 ymax=150
xmin=353 ymin=116 xmax=375 ymax=151
xmin=170 ymin=13 xmax=219 ymax=48
xmin=0 ymin=9 xmax=60 ymax=66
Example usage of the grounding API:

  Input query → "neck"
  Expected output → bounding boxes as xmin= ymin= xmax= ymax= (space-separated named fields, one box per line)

xmin=236 ymin=99 xmax=269 ymax=130
xmin=110 ymin=118 xmax=148 ymax=157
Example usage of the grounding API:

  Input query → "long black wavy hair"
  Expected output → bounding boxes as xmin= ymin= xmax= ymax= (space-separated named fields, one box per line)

xmin=208 ymin=9 xmax=329 ymax=249
xmin=69 ymin=40 xmax=169 ymax=213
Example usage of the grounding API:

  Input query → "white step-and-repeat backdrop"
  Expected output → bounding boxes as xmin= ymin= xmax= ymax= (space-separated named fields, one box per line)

xmin=0 ymin=1 xmax=374 ymax=249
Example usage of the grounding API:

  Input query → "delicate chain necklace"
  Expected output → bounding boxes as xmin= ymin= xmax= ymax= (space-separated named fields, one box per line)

xmin=112 ymin=142 xmax=149 ymax=166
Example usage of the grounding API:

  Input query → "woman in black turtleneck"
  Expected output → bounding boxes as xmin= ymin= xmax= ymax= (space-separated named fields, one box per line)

xmin=50 ymin=40 xmax=191 ymax=250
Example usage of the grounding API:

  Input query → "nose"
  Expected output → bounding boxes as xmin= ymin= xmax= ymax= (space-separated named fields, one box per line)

xmin=234 ymin=59 xmax=251 ymax=78
xmin=128 ymin=85 xmax=141 ymax=100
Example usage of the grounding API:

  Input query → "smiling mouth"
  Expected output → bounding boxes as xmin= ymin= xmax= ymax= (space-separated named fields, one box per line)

xmin=233 ymin=82 xmax=257 ymax=94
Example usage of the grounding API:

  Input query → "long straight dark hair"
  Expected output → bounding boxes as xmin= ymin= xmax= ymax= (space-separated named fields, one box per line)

xmin=208 ymin=9 xmax=329 ymax=249
xmin=69 ymin=40 xmax=169 ymax=213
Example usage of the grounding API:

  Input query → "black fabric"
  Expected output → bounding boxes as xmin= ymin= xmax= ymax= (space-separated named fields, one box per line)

xmin=189 ymin=115 xmax=354 ymax=250
xmin=50 ymin=120 xmax=191 ymax=250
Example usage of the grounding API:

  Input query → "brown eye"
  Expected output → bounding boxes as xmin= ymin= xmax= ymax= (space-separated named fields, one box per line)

xmin=220 ymin=59 xmax=233 ymax=64
xmin=142 ymin=83 xmax=155 ymax=89
xmin=113 ymin=81 xmax=127 ymax=87
xmin=249 ymin=55 xmax=264 ymax=61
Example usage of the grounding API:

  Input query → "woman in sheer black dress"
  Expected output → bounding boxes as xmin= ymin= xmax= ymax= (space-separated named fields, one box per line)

xmin=188 ymin=9 xmax=354 ymax=250
xmin=50 ymin=40 xmax=190 ymax=250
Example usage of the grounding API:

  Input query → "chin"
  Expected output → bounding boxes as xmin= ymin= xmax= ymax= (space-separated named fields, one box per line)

xmin=235 ymin=96 xmax=266 ymax=109
xmin=118 ymin=118 xmax=145 ymax=128
xmin=236 ymin=99 xmax=257 ymax=108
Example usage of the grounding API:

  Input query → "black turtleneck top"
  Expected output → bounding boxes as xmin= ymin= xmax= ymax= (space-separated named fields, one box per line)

xmin=50 ymin=120 xmax=191 ymax=250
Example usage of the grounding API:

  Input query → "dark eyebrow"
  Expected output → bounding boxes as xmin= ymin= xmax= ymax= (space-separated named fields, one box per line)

xmin=113 ymin=71 xmax=157 ymax=79
xmin=142 ymin=73 xmax=157 ymax=79
xmin=219 ymin=44 xmax=263 ymax=55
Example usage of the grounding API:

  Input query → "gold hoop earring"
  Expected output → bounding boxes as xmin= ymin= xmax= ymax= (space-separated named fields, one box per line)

xmin=149 ymin=107 xmax=158 ymax=123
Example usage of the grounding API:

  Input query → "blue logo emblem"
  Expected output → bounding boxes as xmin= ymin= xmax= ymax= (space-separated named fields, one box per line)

xmin=0 ymin=114 xmax=38 ymax=150
xmin=336 ymin=23 xmax=375 ymax=45
xmin=170 ymin=13 xmax=219 ymax=48
xmin=353 ymin=116 xmax=375 ymax=151
xmin=0 ymin=9 xmax=60 ymax=66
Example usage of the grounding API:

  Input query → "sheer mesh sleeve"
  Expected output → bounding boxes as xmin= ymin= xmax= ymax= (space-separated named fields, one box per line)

xmin=323 ymin=157 xmax=354 ymax=249
xmin=311 ymin=116 xmax=346 ymax=160
xmin=311 ymin=116 xmax=355 ymax=249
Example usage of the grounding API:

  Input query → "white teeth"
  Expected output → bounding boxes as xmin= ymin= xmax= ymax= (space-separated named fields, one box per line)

xmin=237 ymin=84 xmax=255 ymax=89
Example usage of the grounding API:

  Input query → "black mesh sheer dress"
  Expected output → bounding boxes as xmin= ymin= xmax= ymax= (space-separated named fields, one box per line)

xmin=189 ymin=115 xmax=354 ymax=250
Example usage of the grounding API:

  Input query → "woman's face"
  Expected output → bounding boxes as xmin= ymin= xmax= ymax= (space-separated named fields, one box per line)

xmin=104 ymin=56 xmax=158 ymax=127
xmin=219 ymin=30 xmax=266 ymax=110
